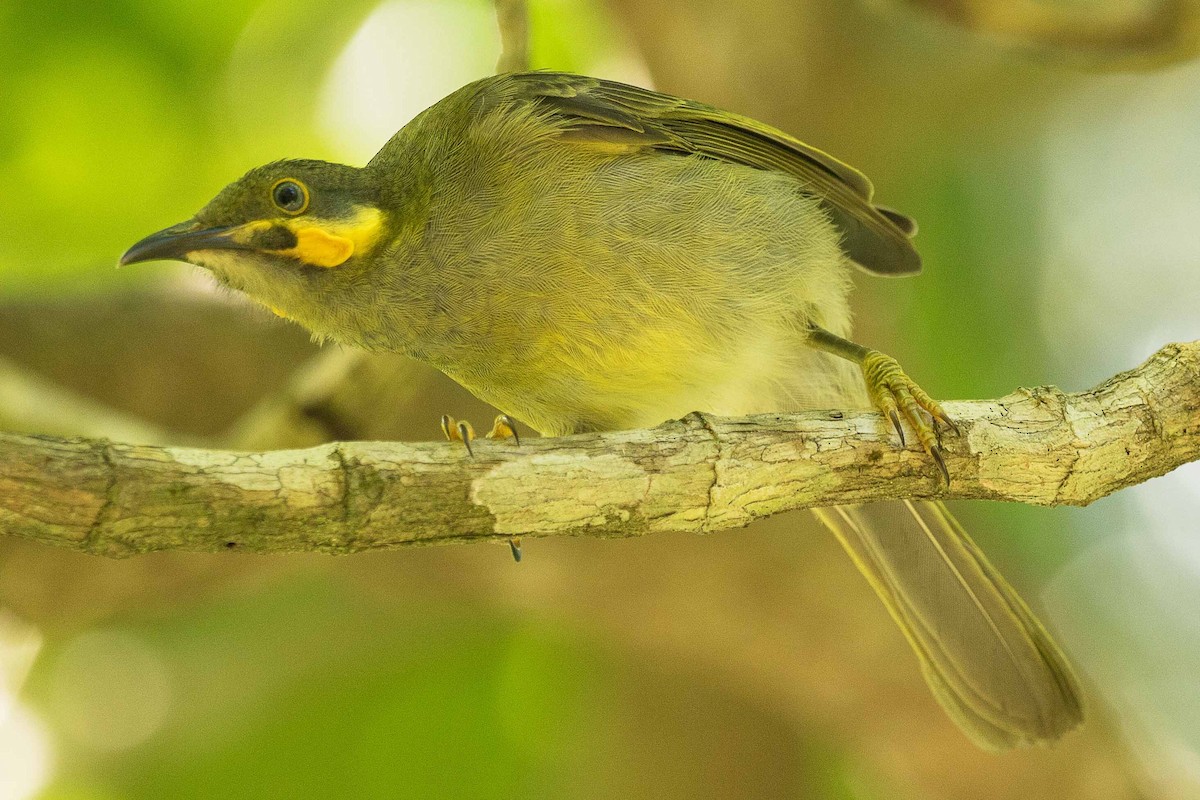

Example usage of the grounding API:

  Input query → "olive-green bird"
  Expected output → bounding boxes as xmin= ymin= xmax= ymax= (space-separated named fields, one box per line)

xmin=123 ymin=71 xmax=1083 ymax=749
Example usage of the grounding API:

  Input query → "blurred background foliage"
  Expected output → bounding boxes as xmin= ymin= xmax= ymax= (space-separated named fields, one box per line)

xmin=1 ymin=0 xmax=1200 ymax=798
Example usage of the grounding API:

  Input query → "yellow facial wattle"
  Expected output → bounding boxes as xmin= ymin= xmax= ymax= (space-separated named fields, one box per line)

xmin=277 ymin=227 xmax=356 ymax=268
xmin=271 ymin=205 xmax=385 ymax=269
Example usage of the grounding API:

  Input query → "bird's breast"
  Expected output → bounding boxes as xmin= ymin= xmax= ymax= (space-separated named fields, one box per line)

xmin=366 ymin=143 xmax=857 ymax=433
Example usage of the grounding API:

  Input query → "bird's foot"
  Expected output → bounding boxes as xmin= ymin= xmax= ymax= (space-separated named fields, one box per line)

xmin=440 ymin=414 xmax=521 ymax=458
xmin=440 ymin=414 xmax=477 ymax=456
xmin=485 ymin=414 xmax=521 ymax=446
xmin=440 ymin=414 xmax=524 ymax=562
xmin=860 ymin=351 xmax=958 ymax=485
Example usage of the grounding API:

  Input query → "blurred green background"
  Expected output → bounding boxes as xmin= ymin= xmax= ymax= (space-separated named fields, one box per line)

xmin=2 ymin=0 xmax=1200 ymax=798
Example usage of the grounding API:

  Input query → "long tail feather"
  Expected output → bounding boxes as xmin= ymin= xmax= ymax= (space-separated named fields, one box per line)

xmin=812 ymin=500 xmax=1084 ymax=749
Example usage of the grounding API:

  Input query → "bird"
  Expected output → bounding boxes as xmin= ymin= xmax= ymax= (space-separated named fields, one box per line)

xmin=122 ymin=70 xmax=1083 ymax=749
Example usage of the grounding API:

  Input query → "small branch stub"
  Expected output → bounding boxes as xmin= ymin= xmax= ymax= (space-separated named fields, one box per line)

xmin=0 ymin=342 xmax=1197 ymax=558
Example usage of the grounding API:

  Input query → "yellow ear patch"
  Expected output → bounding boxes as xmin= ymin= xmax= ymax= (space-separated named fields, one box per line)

xmin=272 ymin=206 xmax=385 ymax=269
xmin=282 ymin=227 xmax=356 ymax=268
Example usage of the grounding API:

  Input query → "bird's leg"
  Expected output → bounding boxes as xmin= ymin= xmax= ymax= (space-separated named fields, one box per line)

xmin=440 ymin=413 xmax=523 ymax=562
xmin=486 ymin=414 xmax=522 ymax=560
xmin=806 ymin=323 xmax=957 ymax=485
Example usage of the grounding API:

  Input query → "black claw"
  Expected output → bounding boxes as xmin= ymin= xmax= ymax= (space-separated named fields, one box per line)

xmin=931 ymin=446 xmax=950 ymax=487
xmin=941 ymin=415 xmax=961 ymax=436
xmin=889 ymin=409 xmax=906 ymax=447
xmin=504 ymin=415 xmax=521 ymax=447
xmin=509 ymin=538 xmax=522 ymax=562
xmin=458 ymin=421 xmax=474 ymax=457
xmin=440 ymin=414 xmax=453 ymax=441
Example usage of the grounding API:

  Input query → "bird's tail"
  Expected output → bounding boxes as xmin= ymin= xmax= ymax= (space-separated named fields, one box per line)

xmin=811 ymin=500 xmax=1084 ymax=749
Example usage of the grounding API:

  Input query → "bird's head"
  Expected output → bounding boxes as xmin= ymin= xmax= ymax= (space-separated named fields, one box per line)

xmin=121 ymin=159 xmax=387 ymax=320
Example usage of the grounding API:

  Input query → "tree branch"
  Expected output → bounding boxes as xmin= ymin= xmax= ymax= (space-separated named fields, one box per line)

xmin=903 ymin=0 xmax=1200 ymax=71
xmin=220 ymin=348 xmax=432 ymax=450
xmin=0 ymin=291 xmax=320 ymax=440
xmin=0 ymin=356 xmax=184 ymax=446
xmin=1 ymin=342 xmax=1196 ymax=558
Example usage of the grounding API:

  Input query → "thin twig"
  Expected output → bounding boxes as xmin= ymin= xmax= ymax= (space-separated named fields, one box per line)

xmin=495 ymin=0 xmax=530 ymax=73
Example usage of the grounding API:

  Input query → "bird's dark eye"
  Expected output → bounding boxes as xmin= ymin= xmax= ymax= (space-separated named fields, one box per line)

xmin=271 ymin=179 xmax=309 ymax=214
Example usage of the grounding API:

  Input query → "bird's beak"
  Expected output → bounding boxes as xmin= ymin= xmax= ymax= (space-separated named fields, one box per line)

xmin=120 ymin=220 xmax=249 ymax=266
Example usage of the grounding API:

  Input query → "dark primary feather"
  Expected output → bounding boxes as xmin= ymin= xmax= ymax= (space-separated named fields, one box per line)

xmin=488 ymin=72 xmax=922 ymax=276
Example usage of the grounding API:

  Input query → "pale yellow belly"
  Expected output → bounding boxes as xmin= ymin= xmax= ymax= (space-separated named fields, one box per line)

xmin=403 ymin=150 xmax=863 ymax=434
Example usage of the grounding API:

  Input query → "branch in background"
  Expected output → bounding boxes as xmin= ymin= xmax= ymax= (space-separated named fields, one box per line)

xmin=220 ymin=348 xmax=431 ymax=450
xmin=0 ymin=356 xmax=184 ymax=446
xmin=0 ymin=290 xmax=319 ymax=440
xmin=0 ymin=292 xmax=438 ymax=451
xmin=904 ymin=0 xmax=1200 ymax=70
xmin=495 ymin=0 xmax=530 ymax=73
xmin=2 ymin=342 xmax=1196 ymax=558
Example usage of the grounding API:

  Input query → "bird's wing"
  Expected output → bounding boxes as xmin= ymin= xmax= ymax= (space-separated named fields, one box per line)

xmin=490 ymin=72 xmax=920 ymax=276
